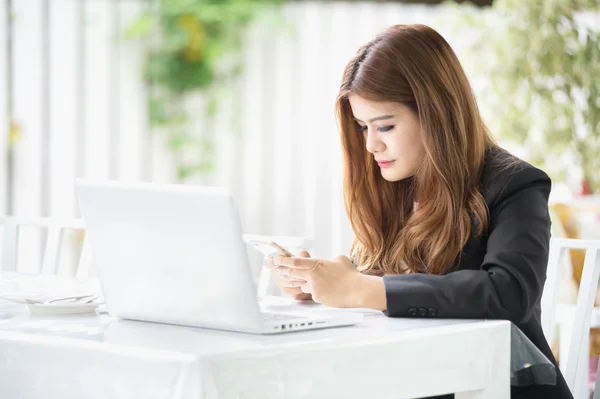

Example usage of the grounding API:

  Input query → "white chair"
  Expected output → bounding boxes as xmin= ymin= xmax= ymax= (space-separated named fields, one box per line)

xmin=542 ymin=238 xmax=600 ymax=398
xmin=0 ymin=216 xmax=91 ymax=278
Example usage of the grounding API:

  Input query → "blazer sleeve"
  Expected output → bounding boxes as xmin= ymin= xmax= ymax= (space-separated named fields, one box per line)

xmin=382 ymin=166 xmax=552 ymax=324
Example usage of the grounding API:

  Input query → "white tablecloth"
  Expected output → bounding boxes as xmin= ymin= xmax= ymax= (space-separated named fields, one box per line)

xmin=0 ymin=273 xmax=511 ymax=399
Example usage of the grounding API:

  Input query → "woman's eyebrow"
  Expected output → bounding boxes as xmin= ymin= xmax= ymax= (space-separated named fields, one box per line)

xmin=353 ymin=115 xmax=395 ymax=123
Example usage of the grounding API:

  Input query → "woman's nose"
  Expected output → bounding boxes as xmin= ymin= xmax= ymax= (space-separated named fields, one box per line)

xmin=365 ymin=130 xmax=384 ymax=154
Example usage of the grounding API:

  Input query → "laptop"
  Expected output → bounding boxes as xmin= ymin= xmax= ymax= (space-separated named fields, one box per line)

xmin=74 ymin=179 xmax=363 ymax=334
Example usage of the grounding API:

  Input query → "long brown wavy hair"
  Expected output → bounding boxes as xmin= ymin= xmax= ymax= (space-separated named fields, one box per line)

xmin=336 ymin=24 xmax=495 ymax=276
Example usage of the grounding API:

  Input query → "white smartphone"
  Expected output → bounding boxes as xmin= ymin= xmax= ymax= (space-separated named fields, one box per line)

xmin=247 ymin=239 xmax=294 ymax=257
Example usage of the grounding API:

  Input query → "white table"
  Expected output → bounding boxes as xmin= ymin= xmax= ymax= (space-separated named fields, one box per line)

xmin=0 ymin=273 xmax=511 ymax=399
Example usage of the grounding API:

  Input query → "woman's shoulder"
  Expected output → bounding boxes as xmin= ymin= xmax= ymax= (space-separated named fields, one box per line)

xmin=480 ymin=146 xmax=552 ymax=209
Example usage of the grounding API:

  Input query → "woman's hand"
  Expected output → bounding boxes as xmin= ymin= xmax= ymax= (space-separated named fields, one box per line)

xmin=273 ymin=254 xmax=367 ymax=308
xmin=266 ymin=250 xmax=313 ymax=301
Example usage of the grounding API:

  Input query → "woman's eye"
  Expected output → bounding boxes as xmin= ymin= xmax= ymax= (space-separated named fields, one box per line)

xmin=358 ymin=125 xmax=368 ymax=132
xmin=378 ymin=125 xmax=394 ymax=132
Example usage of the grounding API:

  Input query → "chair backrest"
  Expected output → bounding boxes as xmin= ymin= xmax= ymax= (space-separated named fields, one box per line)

xmin=541 ymin=238 xmax=600 ymax=392
xmin=0 ymin=216 xmax=91 ymax=278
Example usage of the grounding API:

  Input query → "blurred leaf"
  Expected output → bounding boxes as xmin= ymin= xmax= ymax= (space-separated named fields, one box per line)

xmin=148 ymin=97 xmax=168 ymax=127
xmin=124 ymin=13 xmax=154 ymax=39
xmin=8 ymin=120 xmax=22 ymax=146
xmin=127 ymin=0 xmax=286 ymax=180
xmin=167 ymin=132 xmax=195 ymax=151
xmin=177 ymin=161 xmax=215 ymax=181
xmin=199 ymin=136 xmax=216 ymax=155
xmin=206 ymin=96 xmax=219 ymax=119
xmin=443 ymin=0 xmax=600 ymax=192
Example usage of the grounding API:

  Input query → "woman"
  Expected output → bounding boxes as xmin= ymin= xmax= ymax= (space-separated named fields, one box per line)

xmin=268 ymin=24 xmax=572 ymax=399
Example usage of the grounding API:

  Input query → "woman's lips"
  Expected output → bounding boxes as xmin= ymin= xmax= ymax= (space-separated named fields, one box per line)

xmin=377 ymin=160 xmax=395 ymax=168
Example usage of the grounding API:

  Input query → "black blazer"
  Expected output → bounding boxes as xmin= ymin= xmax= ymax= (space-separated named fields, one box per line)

xmin=382 ymin=147 xmax=573 ymax=399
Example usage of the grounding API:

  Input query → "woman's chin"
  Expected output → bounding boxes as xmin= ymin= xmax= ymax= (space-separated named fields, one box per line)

xmin=381 ymin=169 xmax=410 ymax=182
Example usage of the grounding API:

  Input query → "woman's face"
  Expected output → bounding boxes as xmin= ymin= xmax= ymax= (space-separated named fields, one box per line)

xmin=348 ymin=95 xmax=425 ymax=181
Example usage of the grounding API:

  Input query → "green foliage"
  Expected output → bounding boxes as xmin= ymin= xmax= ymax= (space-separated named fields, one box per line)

xmin=443 ymin=0 xmax=600 ymax=192
xmin=127 ymin=0 xmax=284 ymax=181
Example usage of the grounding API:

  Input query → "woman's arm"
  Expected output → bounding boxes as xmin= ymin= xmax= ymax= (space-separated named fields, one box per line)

xmin=356 ymin=275 xmax=387 ymax=310
xmin=371 ymin=166 xmax=551 ymax=323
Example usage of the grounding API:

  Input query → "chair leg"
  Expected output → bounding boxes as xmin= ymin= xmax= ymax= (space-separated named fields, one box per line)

xmin=560 ymin=318 xmax=573 ymax=377
xmin=41 ymin=227 xmax=63 ymax=275
xmin=1 ymin=220 xmax=19 ymax=272
xmin=562 ymin=318 xmax=593 ymax=398
xmin=593 ymin=355 xmax=600 ymax=399
xmin=574 ymin=334 xmax=591 ymax=399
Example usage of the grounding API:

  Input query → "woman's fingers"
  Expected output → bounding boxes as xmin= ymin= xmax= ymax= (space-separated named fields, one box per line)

xmin=292 ymin=292 xmax=312 ymax=301
xmin=266 ymin=256 xmax=276 ymax=269
xmin=297 ymin=249 xmax=311 ymax=257
xmin=266 ymin=249 xmax=310 ymax=270
xmin=276 ymin=274 xmax=306 ymax=289
xmin=274 ymin=256 xmax=315 ymax=269
xmin=281 ymin=280 xmax=305 ymax=288
xmin=274 ymin=267 xmax=306 ymax=282
xmin=266 ymin=250 xmax=313 ymax=300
